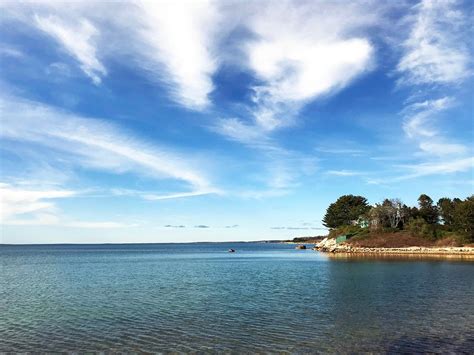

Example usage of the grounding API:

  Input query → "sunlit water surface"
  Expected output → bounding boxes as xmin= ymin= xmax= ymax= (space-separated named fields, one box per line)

xmin=1 ymin=243 xmax=473 ymax=353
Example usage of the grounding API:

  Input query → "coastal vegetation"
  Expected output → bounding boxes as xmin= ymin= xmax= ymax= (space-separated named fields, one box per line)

xmin=322 ymin=194 xmax=474 ymax=247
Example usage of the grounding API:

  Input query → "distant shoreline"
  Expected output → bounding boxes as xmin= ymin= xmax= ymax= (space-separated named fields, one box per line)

xmin=0 ymin=240 xmax=286 ymax=246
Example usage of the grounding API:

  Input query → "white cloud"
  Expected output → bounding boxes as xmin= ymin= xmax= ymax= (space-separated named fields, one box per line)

xmin=35 ymin=14 xmax=106 ymax=84
xmin=393 ymin=1 xmax=471 ymax=180
xmin=134 ymin=0 xmax=220 ymax=110
xmin=0 ymin=95 xmax=215 ymax=195
xmin=395 ymin=157 xmax=474 ymax=180
xmin=397 ymin=0 xmax=471 ymax=85
xmin=2 ymin=0 xmax=221 ymax=109
xmin=327 ymin=170 xmax=364 ymax=177
xmin=242 ymin=1 xmax=376 ymax=130
xmin=402 ymin=96 xmax=469 ymax=158
xmin=211 ymin=116 xmax=318 ymax=196
xmin=0 ymin=45 xmax=24 ymax=58
xmin=7 ymin=0 xmax=379 ymax=118
xmin=402 ymin=96 xmax=454 ymax=138
xmin=208 ymin=2 xmax=376 ymax=193
xmin=0 ymin=182 xmax=76 ymax=221
xmin=143 ymin=189 xmax=221 ymax=201
xmin=0 ymin=182 xmax=138 ymax=228
xmin=419 ymin=142 xmax=467 ymax=156
xmin=210 ymin=117 xmax=280 ymax=152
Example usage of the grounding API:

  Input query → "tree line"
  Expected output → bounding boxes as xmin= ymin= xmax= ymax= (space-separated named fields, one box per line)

xmin=322 ymin=194 xmax=474 ymax=243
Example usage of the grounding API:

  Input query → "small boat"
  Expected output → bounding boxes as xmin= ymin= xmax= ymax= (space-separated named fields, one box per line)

xmin=228 ymin=248 xmax=236 ymax=253
xmin=295 ymin=245 xmax=306 ymax=250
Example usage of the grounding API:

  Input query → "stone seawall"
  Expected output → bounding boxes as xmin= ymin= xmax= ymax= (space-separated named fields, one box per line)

xmin=325 ymin=245 xmax=474 ymax=255
xmin=314 ymin=237 xmax=474 ymax=256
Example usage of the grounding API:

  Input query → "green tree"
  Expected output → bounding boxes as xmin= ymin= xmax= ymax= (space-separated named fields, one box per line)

xmin=453 ymin=196 xmax=474 ymax=243
xmin=437 ymin=197 xmax=455 ymax=227
xmin=323 ymin=195 xmax=370 ymax=229
xmin=418 ymin=194 xmax=439 ymax=225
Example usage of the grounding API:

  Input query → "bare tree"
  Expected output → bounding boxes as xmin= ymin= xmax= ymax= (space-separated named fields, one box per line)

xmin=370 ymin=199 xmax=405 ymax=229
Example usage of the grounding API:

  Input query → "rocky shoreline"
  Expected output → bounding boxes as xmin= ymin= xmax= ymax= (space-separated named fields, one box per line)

xmin=313 ymin=237 xmax=474 ymax=256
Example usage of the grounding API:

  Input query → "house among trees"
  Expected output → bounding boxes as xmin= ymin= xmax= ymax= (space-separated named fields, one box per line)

xmin=323 ymin=194 xmax=474 ymax=244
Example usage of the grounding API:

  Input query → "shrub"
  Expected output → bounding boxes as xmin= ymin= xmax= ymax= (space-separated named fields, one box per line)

xmin=407 ymin=218 xmax=435 ymax=240
xmin=328 ymin=225 xmax=368 ymax=239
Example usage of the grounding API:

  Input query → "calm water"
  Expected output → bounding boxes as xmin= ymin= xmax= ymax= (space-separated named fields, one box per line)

xmin=1 ymin=243 xmax=473 ymax=353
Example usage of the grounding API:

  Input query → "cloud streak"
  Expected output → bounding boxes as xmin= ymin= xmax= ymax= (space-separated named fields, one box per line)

xmin=327 ymin=170 xmax=364 ymax=177
xmin=0 ymin=182 xmax=76 ymax=221
xmin=395 ymin=157 xmax=474 ymax=181
xmin=0 ymin=95 xmax=214 ymax=194
xmin=35 ymin=14 xmax=106 ymax=84
xmin=0 ymin=183 xmax=133 ymax=228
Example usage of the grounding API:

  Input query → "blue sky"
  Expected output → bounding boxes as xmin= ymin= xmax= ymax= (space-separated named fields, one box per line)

xmin=0 ymin=0 xmax=473 ymax=244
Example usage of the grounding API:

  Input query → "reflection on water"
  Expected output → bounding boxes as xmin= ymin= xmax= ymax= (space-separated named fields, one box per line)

xmin=1 ymin=243 xmax=473 ymax=353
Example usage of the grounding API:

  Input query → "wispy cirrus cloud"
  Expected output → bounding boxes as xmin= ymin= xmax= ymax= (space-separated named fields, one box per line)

xmin=394 ymin=157 xmax=474 ymax=181
xmin=35 ymin=14 xmax=106 ymax=85
xmin=401 ymin=96 xmax=469 ymax=159
xmin=0 ymin=182 xmax=132 ymax=228
xmin=391 ymin=0 xmax=472 ymax=181
xmin=143 ymin=190 xmax=220 ymax=201
xmin=210 ymin=117 xmax=318 ymax=198
xmin=402 ymin=96 xmax=454 ymax=139
xmin=0 ymin=92 xmax=219 ymax=226
xmin=0 ymin=45 xmax=25 ymax=58
xmin=0 ymin=182 xmax=76 ymax=221
xmin=327 ymin=170 xmax=364 ymax=177
xmin=418 ymin=142 xmax=467 ymax=156
xmin=316 ymin=147 xmax=366 ymax=156
xmin=397 ymin=0 xmax=471 ymax=86
xmin=0 ymin=95 xmax=216 ymax=197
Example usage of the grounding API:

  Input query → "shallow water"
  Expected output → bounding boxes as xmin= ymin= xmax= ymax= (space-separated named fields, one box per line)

xmin=1 ymin=243 xmax=473 ymax=353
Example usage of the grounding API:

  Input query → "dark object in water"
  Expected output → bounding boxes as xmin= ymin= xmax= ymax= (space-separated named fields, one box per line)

xmin=228 ymin=248 xmax=235 ymax=253
xmin=295 ymin=245 xmax=306 ymax=250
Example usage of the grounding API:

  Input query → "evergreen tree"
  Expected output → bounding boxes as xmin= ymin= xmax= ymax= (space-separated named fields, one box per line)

xmin=437 ymin=197 xmax=455 ymax=227
xmin=323 ymin=195 xmax=370 ymax=229
xmin=453 ymin=196 xmax=474 ymax=242
xmin=417 ymin=194 xmax=439 ymax=225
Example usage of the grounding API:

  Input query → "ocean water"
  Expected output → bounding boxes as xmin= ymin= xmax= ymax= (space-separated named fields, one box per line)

xmin=1 ymin=242 xmax=473 ymax=353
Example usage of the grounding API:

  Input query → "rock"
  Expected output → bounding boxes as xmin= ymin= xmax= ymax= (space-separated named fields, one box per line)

xmin=295 ymin=245 xmax=306 ymax=250
xmin=317 ymin=237 xmax=337 ymax=252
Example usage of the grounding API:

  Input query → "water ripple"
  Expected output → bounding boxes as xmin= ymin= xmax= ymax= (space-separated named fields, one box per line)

xmin=1 ymin=243 xmax=473 ymax=353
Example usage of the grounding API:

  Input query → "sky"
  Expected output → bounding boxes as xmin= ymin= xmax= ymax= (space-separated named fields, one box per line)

xmin=0 ymin=0 xmax=473 ymax=244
